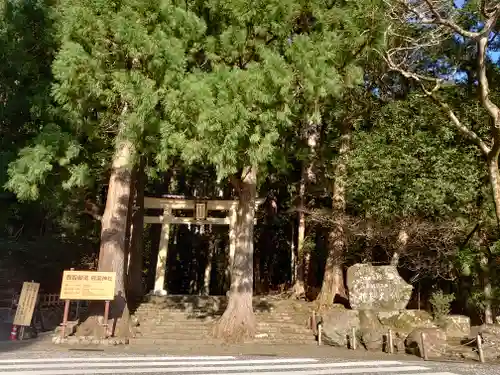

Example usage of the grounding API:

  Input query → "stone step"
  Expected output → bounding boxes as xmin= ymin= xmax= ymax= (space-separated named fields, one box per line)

xmin=136 ymin=317 xmax=307 ymax=324
xmin=135 ymin=308 xmax=308 ymax=313
xmin=135 ymin=311 xmax=306 ymax=319
xmin=136 ymin=319 xmax=308 ymax=327
xmin=132 ymin=296 xmax=315 ymax=346
xmin=136 ymin=320 xmax=309 ymax=327
xmin=138 ymin=322 xmax=310 ymax=330
xmin=137 ymin=325 xmax=311 ymax=333
xmin=137 ymin=316 xmax=306 ymax=322
xmin=130 ymin=338 xmax=223 ymax=345
xmin=136 ymin=336 xmax=315 ymax=343
xmin=137 ymin=329 xmax=312 ymax=337
xmin=136 ymin=304 xmax=309 ymax=311
xmin=130 ymin=337 xmax=316 ymax=345
xmin=136 ymin=328 xmax=314 ymax=336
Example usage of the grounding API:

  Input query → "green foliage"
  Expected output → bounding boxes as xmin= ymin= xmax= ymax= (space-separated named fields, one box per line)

xmin=348 ymin=94 xmax=485 ymax=220
xmin=429 ymin=290 xmax=455 ymax=321
xmin=159 ymin=0 xmax=387 ymax=182
xmin=5 ymin=0 xmax=208 ymax=199
xmin=1 ymin=0 xmax=498 ymax=318
xmin=0 ymin=0 xmax=56 ymax=193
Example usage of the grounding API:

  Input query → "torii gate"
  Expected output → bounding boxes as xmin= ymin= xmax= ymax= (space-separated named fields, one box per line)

xmin=144 ymin=196 xmax=264 ymax=295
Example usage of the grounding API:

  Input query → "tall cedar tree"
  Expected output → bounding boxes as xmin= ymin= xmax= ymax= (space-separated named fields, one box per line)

xmin=158 ymin=0 xmax=296 ymax=341
xmin=159 ymin=0 xmax=386 ymax=337
xmin=9 ymin=0 xmax=205 ymax=337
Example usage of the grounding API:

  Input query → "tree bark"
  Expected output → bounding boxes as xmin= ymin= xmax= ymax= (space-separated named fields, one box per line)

xmin=293 ymin=120 xmax=320 ymax=298
xmin=76 ymin=130 xmax=135 ymax=338
xmin=391 ymin=226 xmax=409 ymax=267
xmin=316 ymin=124 xmax=351 ymax=308
xmin=480 ymin=253 xmax=493 ymax=325
xmin=213 ymin=166 xmax=257 ymax=342
xmin=127 ymin=156 xmax=145 ymax=308
xmin=202 ymin=229 xmax=214 ymax=296
xmin=488 ymin=153 xmax=500 ymax=231
xmin=293 ymin=168 xmax=308 ymax=298
xmin=484 ymin=152 xmax=500 ymax=325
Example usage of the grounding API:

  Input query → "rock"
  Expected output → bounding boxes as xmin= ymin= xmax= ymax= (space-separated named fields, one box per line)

xmin=406 ymin=327 xmax=447 ymax=358
xmin=359 ymin=310 xmax=385 ymax=351
xmin=442 ymin=315 xmax=470 ymax=338
xmin=66 ymin=336 xmax=79 ymax=345
xmin=378 ymin=310 xmax=436 ymax=334
xmin=54 ymin=321 xmax=78 ymax=336
xmin=320 ymin=309 xmax=359 ymax=347
xmin=346 ymin=264 xmax=413 ymax=310
xmin=376 ymin=310 xmax=400 ymax=322
xmin=360 ymin=329 xmax=384 ymax=351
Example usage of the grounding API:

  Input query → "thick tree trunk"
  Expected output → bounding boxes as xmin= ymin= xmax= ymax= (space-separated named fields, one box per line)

xmin=484 ymin=155 xmax=500 ymax=324
xmin=293 ymin=172 xmax=307 ymax=298
xmin=391 ymin=226 xmax=409 ymax=267
xmin=76 ymin=135 xmax=135 ymax=338
xmin=293 ymin=121 xmax=319 ymax=298
xmin=480 ymin=253 xmax=493 ymax=325
xmin=127 ymin=156 xmax=145 ymax=308
xmin=316 ymin=124 xmax=351 ymax=308
xmin=202 ymin=229 xmax=214 ymax=296
xmin=213 ymin=166 xmax=257 ymax=342
xmin=488 ymin=155 xmax=500 ymax=232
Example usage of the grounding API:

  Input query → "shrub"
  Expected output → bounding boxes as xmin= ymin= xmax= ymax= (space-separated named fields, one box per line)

xmin=429 ymin=290 xmax=455 ymax=322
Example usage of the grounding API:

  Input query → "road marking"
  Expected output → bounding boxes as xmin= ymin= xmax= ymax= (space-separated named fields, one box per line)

xmin=0 ymin=357 xmax=462 ymax=375
xmin=2 ymin=365 xmax=430 ymax=375
xmin=0 ymin=356 xmax=238 ymax=364
xmin=0 ymin=359 xmax=400 ymax=370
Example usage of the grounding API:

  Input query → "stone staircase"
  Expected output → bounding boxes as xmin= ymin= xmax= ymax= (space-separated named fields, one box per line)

xmin=131 ymin=295 xmax=316 ymax=345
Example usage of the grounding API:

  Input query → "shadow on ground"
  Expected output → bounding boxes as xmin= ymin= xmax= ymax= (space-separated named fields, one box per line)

xmin=139 ymin=294 xmax=276 ymax=320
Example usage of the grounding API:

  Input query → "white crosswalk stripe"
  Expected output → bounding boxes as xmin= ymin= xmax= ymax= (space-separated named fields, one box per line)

xmin=0 ymin=355 xmax=461 ymax=375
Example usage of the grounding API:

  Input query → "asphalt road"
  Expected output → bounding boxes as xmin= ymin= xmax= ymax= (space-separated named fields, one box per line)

xmin=0 ymin=354 xmax=497 ymax=375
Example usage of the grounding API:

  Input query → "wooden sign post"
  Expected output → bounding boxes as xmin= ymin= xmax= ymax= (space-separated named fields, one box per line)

xmin=59 ymin=269 xmax=116 ymax=339
xmin=13 ymin=281 xmax=40 ymax=340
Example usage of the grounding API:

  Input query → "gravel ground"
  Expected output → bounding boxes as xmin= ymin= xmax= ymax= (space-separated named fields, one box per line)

xmin=0 ymin=335 xmax=499 ymax=375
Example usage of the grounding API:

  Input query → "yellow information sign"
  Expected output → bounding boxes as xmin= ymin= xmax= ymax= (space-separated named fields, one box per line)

xmin=60 ymin=270 xmax=116 ymax=301
xmin=13 ymin=282 xmax=40 ymax=327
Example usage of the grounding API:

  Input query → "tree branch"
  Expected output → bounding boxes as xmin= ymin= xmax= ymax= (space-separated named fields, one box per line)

xmin=478 ymin=35 xmax=500 ymax=137
xmin=421 ymin=0 xmax=480 ymax=39
xmin=381 ymin=37 xmax=491 ymax=156
xmin=389 ymin=0 xmax=500 ymax=40
xmin=427 ymin=92 xmax=491 ymax=156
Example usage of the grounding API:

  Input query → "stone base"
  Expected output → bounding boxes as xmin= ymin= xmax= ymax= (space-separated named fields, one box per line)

xmin=52 ymin=335 xmax=129 ymax=346
xmin=151 ymin=289 xmax=168 ymax=297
